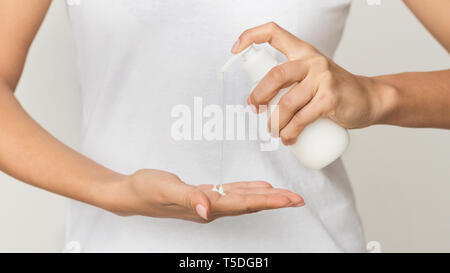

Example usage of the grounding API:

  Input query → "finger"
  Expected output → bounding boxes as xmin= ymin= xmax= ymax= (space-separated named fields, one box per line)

xmin=280 ymin=90 xmax=329 ymax=145
xmin=197 ymin=182 xmax=274 ymax=204
xmin=248 ymin=60 xmax=309 ymax=111
xmin=221 ymin=181 xmax=273 ymax=191
xmin=214 ymin=194 xmax=294 ymax=214
xmin=268 ymin=77 xmax=316 ymax=136
xmin=227 ymin=187 xmax=304 ymax=205
xmin=172 ymin=183 xmax=211 ymax=220
xmin=232 ymin=22 xmax=313 ymax=60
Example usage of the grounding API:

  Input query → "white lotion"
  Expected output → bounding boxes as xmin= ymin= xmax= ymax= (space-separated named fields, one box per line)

xmin=221 ymin=45 xmax=349 ymax=169
xmin=212 ymin=184 xmax=226 ymax=196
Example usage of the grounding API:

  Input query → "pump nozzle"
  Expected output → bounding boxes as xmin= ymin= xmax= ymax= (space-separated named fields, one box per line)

xmin=218 ymin=45 xmax=256 ymax=78
xmin=219 ymin=44 xmax=278 ymax=85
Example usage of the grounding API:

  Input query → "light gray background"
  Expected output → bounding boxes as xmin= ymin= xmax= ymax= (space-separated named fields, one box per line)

xmin=0 ymin=0 xmax=449 ymax=252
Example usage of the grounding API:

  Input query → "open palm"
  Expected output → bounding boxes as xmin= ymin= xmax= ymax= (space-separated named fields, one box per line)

xmin=118 ymin=169 xmax=305 ymax=223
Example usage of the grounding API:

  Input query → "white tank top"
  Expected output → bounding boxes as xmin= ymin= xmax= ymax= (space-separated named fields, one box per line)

xmin=64 ymin=0 xmax=365 ymax=252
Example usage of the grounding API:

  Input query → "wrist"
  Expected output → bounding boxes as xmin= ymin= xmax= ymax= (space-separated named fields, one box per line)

xmin=95 ymin=172 xmax=135 ymax=215
xmin=367 ymin=75 xmax=400 ymax=125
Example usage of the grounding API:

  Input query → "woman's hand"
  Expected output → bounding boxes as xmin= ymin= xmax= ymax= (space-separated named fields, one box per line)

xmin=106 ymin=169 xmax=304 ymax=223
xmin=232 ymin=22 xmax=397 ymax=145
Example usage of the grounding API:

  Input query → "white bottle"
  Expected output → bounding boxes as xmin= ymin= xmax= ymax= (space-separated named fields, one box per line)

xmin=221 ymin=45 xmax=349 ymax=169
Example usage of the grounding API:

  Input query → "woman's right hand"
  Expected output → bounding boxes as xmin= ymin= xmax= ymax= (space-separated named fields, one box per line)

xmin=106 ymin=169 xmax=304 ymax=223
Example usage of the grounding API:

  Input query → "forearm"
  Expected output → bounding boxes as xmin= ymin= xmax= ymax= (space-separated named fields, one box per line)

xmin=403 ymin=0 xmax=450 ymax=51
xmin=0 ymin=81 xmax=125 ymax=211
xmin=373 ymin=69 xmax=450 ymax=128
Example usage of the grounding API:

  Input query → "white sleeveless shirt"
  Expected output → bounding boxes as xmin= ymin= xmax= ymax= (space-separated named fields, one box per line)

xmin=65 ymin=0 xmax=365 ymax=252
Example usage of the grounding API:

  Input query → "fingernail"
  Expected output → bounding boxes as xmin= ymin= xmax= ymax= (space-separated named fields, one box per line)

xmin=231 ymin=39 xmax=240 ymax=53
xmin=196 ymin=204 xmax=208 ymax=220
xmin=250 ymin=104 xmax=257 ymax=114
xmin=293 ymin=202 xmax=305 ymax=207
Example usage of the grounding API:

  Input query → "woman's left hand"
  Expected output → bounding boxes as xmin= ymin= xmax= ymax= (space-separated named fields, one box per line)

xmin=232 ymin=22 xmax=395 ymax=145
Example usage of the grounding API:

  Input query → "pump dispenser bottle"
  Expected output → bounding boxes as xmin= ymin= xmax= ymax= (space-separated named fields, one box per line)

xmin=221 ymin=45 xmax=349 ymax=169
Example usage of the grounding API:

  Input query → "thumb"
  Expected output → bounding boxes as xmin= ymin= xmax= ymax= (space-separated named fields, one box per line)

xmin=190 ymin=189 xmax=211 ymax=221
xmin=175 ymin=183 xmax=211 ymax=220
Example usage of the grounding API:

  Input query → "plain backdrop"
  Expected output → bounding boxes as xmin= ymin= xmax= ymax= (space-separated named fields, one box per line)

xmin=0 ymin=0 xmax=449 ymax=252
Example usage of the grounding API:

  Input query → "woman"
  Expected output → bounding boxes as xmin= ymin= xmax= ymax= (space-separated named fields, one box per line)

xmin=0 ymin=0 xmax=448 ymax=252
